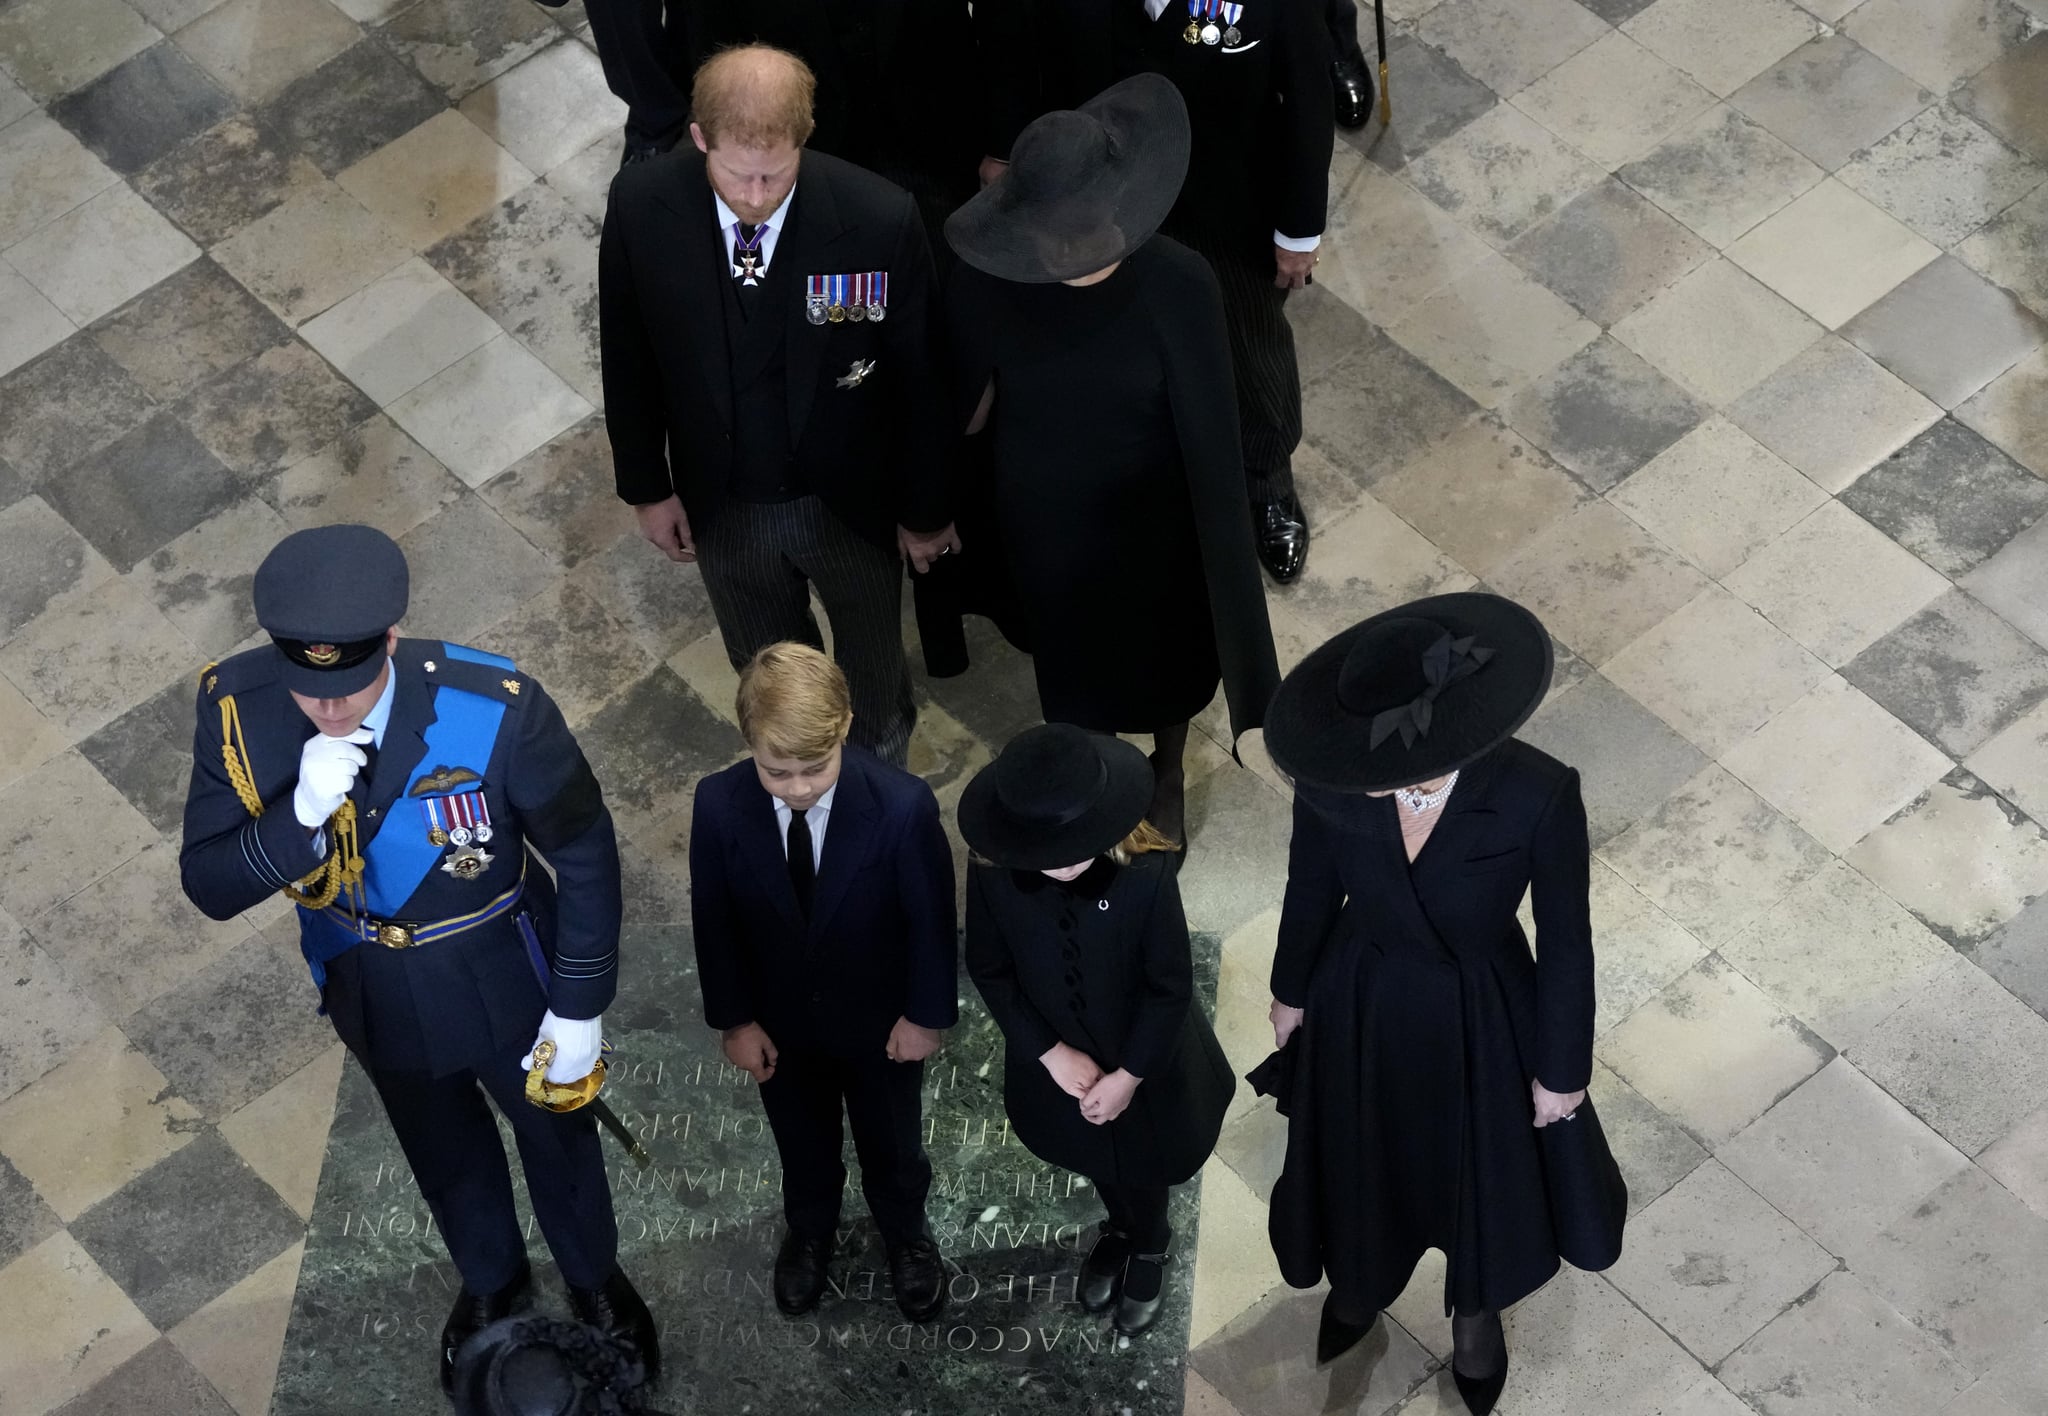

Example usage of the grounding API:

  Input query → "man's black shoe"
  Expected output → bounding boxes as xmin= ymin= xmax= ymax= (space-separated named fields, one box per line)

xmin=888 ymin=1235 xmax=948 ymax=1322
xmin=774 ymin=1230 xmax=834 ymax=1316
xmin=567 ymin=1267 xmax=662 ymax=1383
xmin=1255 ymin=493 xmax=1310 ymax=583
xmin=1333 ymin=57 xmax=1375 ymax=130
xmin=440 ymin=1260 xmax=532 ymax=1394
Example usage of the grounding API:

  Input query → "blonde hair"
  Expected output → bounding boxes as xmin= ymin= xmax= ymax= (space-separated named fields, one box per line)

xmin=692 ymin=44 xmax=817 ymax=149
xmin=1110 ymin=820 xmax=1182 ymax=864
xmin=736 ymin=643 xmax=852 ymax=761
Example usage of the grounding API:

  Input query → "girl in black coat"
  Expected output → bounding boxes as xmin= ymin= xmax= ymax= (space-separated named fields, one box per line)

xmin=959 ymin=724 xmax=1236 ymax=1337
xmin=1258 ymin=595 xmax=1628 ymax=1416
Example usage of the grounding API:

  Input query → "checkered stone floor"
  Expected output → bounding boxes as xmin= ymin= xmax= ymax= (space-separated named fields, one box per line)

xmin=1 ymin=0 xmax=2046 ymax=1412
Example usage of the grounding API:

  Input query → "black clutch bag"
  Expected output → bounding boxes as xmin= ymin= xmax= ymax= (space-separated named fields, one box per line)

xmin=1244 ymin=1035 xmax=1299 ymax=1118
xmin=1536 ymin=1092 xmax=1629 ymax=1273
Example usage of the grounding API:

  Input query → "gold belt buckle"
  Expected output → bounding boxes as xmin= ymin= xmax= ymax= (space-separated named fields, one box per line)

xmin=378 ymin=921 xmax=417 ymax=949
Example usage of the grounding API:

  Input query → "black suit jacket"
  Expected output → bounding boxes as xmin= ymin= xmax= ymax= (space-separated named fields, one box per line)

xmin=179 ymin=639 xmax=622 ymax=1075
xmin=688 ymin=747 xmax=958 ymax=1057
xmin=976 ymin=0 xmax=1334 ymax=250
xmin=600 ymin=147 xmax=949 ymax=547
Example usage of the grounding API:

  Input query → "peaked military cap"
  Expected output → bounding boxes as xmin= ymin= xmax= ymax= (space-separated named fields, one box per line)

xmin=253 ymin=524 xmax=409 ymax=697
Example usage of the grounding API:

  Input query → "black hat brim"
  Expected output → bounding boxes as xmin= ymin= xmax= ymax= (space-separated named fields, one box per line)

xmin=958 ymin=735 xmax=1155 ymax=870
xmin=1265 ymin=594 xmax=1554 ymax=793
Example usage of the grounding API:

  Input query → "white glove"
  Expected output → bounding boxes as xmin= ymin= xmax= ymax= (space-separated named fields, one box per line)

xmin=523 ymin=1011 xmax=603 ymax=1082
xmin=293 ymin=728 xmax=374 ymax=828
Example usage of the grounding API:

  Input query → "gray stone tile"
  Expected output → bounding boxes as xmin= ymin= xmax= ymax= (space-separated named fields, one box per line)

xmin=131 ymin=114 xmax=327 ymax=249
xmin=265 ymin=413 xmax=465 ymax=538
xmin=48 ymin=41 xmax=233 ymax=175
xmin=564 ymin=532 xmax=723 ymax=664
xmin=1840 ymin=103 xmax=2048 ymax=249
xmin=208 ymin=179 xmax=411 ymax=326
xmin=1581 ymin=0 xmax=1656 ymax=16
xmin=1180 ymin=766 xmax=1294 ymax=940
xmin=77 ymin=674 xmax=202 ymax=839
xmin=393 ymin=493 xmax=551 ymax=643
xmin=0 ymin=457 xmax=25 ymax=511
xmin=1720 ymin=1271 xmax=1973 ymax=1416
xmin=472 ymin=420 xmax=621 ymax=574
xmin=1959 ymin=345 xmax=2048 ymax=478
xmin=1840 ymin=0 xmax=2031 ymax=96
xmin=1846 ymin=590 xmax=2048 ymax=758
xmin=0 ymin=1148 xmax=60 ymax=1267
xmin=1192 ymin=1286 xmax=1435 ymax=1416
xmin=1842 ymin=255 xmax=2048 ymax=409
xmin=172 ymin=0 xmax=361 ymax=105
xmin=1488 ymin=499 xmax=1712 ymax=665
xmin=376 ymin=0 xmax=560 ymax=100
xmin=1504 ymin=336 xmax=1707 ymax=491
xmin=1729 ymin=34 xmax=1934 ymax=172
xmin=1841 ymin=418 xmax=2048 ymax=577
xmin=1301 ymin=323 xmax=1480 ymax=488
xmin=1344 ymin=33 xmax=1497 ymax=173
xmin=1512 ymin=31 xmax=1719 ymax=170
xmin=1954 ymin=31 xmax=2048 ymax=165
xmin=1963 ymin=515 xmax=2048 ymax=654
xmin=69 ymin=1130 xmax=302 ymax=1329
xmin=254 ymin=36 xmax=445 ymax=176
xmin=1522 ymin=672 xmax=1710 ymax=847
xmin=131 ymin=495 xmax=292 ymax=657
xmin=1407 ymin=104 xmax=1608 ymax=250
xmin=1507 ymin=179 xmax=1716 ymax=327
xmin=1611 ymin=257 xmax=1825 ymax=406
xmin=0 ymin=338 xmax=156 ymax=484
xmin=1728 ymin=334 xmax=1941 ymax=494
xmin=1620 ymin=103 xmax=1825 ymax=247
xmin=0 ymin=0 xmax=159 ymax=101
xmin=473 ymin=579 xmax=655 ymax=727
xmin=1960 ymin=182 xmax=2048 ymax=320
xmin=1497 ymin=1259 xmax=1713 ymax=1415
xmin=126 ymin=924 xmax=333 ymax=1117
xmin=1211 ymin=1103 xmax=1287 ymax=1205
xmin=52 ymin=1339 xmax=240 ymax=1416
xmin=0 ymin=905 xmax=109 ymax=1105
xmin=87 ymin=257 xmax=291 ymax=404
xmin=1611 ymin=419 xmax=1828 ymax=578
xmin=0 ymin=495 xmax=115 ymax=644
xmin=576 ymin=666 xmax=742 ymax=841
xmin=1286 ymin=282 xmax=1379 ymax=386
xmin=0 ymin=751 xmax=158 ymax=923
xmin=1588 ymin=1060 xmax=1709 ymax=1216
xmin=1414 ymin=0 xmax=1610 ymax=97
xmin=1980 ymin=891 xmax=2048 ymax=1019
xmin=172 ymin=339 xmax=377 ymax=480
xmin=1620 ymin=0 xmax=1821 ymax=100
xmin=39 ymin=413 xmax=242 ymax=574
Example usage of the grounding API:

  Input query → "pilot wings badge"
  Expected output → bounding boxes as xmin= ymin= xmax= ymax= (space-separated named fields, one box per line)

xmin=409 ymin=765 xmax=483 ymax=797
xmin=836 ymin=358 xmax=877 ymax=389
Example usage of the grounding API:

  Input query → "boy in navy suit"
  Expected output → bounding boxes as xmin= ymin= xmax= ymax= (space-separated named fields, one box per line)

xmin=689 ymin=643 xmax=958 ymax=1320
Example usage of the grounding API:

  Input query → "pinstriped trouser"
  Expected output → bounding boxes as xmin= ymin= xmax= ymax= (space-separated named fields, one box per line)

xmin=1174 ymin=226 xmax=1304 ymax=504
xmin=696 ymin=495 xmax=916 ymax=765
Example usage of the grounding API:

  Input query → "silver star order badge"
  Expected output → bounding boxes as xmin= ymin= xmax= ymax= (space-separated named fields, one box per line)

xmin=836 ymin=358 xmax=876 ymax=389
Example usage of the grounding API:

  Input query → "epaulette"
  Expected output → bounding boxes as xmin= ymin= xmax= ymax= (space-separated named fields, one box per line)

xmin=421 ymin=653 xmax=530 ymax=707
xmin=197 ymin=645 xmax=280 ymax=700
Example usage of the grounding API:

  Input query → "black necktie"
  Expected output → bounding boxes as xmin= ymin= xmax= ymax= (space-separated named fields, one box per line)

xmin=787 ymin=807 xmax=815 ymax=917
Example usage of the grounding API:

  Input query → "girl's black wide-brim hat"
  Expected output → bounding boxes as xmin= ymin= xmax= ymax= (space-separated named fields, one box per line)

xmin=958 ymin=723 xmax=1155 ymax=870
xmin=945 ymin=72 xmax=1191 ymax=284
xmin=1265 ymin=593 xmax=1554 ymax=793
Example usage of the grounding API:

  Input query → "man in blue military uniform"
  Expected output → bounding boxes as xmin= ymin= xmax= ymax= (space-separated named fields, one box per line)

xmin=178 ymin=524 xmax=660 ymax=1395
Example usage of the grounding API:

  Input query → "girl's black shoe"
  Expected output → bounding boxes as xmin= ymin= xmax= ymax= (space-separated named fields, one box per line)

xmin=1080 ymin=1223 xmax=1132 ymax=1313
xmin=1112 ymin=1247 xmax=1171 ymax=1337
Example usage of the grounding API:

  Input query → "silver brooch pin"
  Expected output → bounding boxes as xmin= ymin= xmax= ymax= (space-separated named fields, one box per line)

xmin=836 ymin=358 xmax=876 ymax=389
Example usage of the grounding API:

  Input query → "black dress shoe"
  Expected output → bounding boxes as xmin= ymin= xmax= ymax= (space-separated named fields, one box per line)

xmin=773 ymin=1230 xmax=835 ymax=1316
xmin=1254 ymin=494 xmax=1310 ymax=583
xmin=1316 ymin=1292 xmax=1373 ymax=1366
xmin=440 ymin=1260 xmax=532 ymax=1394
xmin=1453 ymin=1359 xmax=1509 ymax=1415
xmin=567 ymin=1268 xmax=662 ymax=1383
xmin=889 ymin=1235 xmax=948 ymax=1322
xmin=1079 ymin=1223 xmax=1133 ymax=1313
xmin=1333 ymin=57 xmax=1375 ymax=130
xmin=1112 ymin=1246 xmax=1171 ymax=1337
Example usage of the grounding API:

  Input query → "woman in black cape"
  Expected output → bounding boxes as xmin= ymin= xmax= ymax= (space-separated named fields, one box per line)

xmin=940 ymin=75 xmax=1280 ymax=843
xmin=1258 ymin=594 xmax=1627 ymax=1416
xmin=959 ymin=723 xmax=1235 ymax=1336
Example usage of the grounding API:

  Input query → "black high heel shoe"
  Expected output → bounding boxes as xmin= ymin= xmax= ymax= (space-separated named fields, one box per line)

xmin=1452 ymin=1360 xmax=1508 ymax=1415
xmin=1316 ymin=1292 xmax=1373 ymax=1365
xmin=1450 ymin=1309 xmax=1509 ymax=1415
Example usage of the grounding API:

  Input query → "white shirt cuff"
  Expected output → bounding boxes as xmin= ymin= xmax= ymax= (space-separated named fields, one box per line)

xmin=1274 ymin=231 xmax=1324 ymax=252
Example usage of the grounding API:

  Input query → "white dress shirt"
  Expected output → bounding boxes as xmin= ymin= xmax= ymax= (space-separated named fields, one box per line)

xmin=774 ymin=782 xmax=837 ymax=872
xmin=714 ymin=183 xmax=799 ymax=279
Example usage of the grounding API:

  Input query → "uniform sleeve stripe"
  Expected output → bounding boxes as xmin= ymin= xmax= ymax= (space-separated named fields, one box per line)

xmin=551 ymin=950 xmax=618 ymax=979
xmin=240 ymin=822 xmax=287 ymax=889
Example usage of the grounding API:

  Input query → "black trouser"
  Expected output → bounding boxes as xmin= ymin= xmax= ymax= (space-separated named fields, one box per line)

xmin=758 ymin=1046 xmax=932 ymax=1246
xmin=1095 ymin=1181 xmax=1171 ymax=1253
xmin=582 ymin=0 xmax=691 ymax=147
xmin=1327 ymin=0 xmax=1368 ymax=67
xmin=369 ymin=1052 xmax=619 ymax=1293
xmin=1172 ymin=226 xmax=1303 ymax=505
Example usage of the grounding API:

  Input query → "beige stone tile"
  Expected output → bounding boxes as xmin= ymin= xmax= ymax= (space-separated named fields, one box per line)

xmin=1723 ymin=501 xmax=1951 ymax=667
xmin=1610 ymin=420 xmax=1828 ymax=579
xmin=167 ymin=1238 xmax=303 ymax=1416
xmin=1979 ymin=1107 xmax=2048 ymax=1222
xmin=0 ymin=578 xmax=195 ymax=739
xmin=1721 ymin=859 xmax=1957 ymax=1050
xmin=1189 ymin=1156 xmax=1284 ymax=1350
xmin=1607 ymin=1159 xmax=1837 ymax=1363
xmin=1613 ymin=258 xmax=1823 ymax=406
xmin=0 ymin=112 xmax=121 ymax=249
xmin=1978 ymin=1320 xmax=2048 ymax=1410
xmin=299 ymin=255 xmax=502 ymax=406
xmin=1591 ymin=1058 xmax=1712 ymax=1219
xmin=1851 ymin=955 xmax=2048 ymax=1155
xmin=0 ymin=265 xmax=71 ymax=379
xmin=1268 ymin=494 xmax=1474 ymax=643
xmin=1190 ymin=1283 xmax=1436 ymax=1416
xmin=0 ymin=0 xmax=158 ymax=100
xmin=1588 ymin=860 xmax=1712 ymax=1037
xmin=216 ymin=1043 xmax=343 ymax=1221
xmin=1728 ymin=179 xmax=1942 ymax=330
xmin=1843 ymin=0 xmax=2030 ymax=95
xmin=1848 ymin=773 xmax=2048 ymax=948
xmin=1513 ymin=32 xmax=1717 ymax=169
xmin=1406 ymin=104 xmax=1609 ymax=251
xmin=0 ymin=674 xmax=67 ymax=793
xmin=543 ymin=127 xmax=625 ymax=224
xmin=1944 ymin=1381 xmax=2031 ymax=1416
xmin=1414 ymin=0 xmax=1609 ymax=96
xmin=1372 ymin=414 xmax=1586 ymax=578
xmin=1495 ymin=1267 xmax=1707 ymax=1416
xmin=0 ymin=70 xmax=26 ymax=128
xmin=0 ymin=749 xmax=156 ymax=921
xmin=1315 ymin=159 xmax=1495 ymax=328
xmin=210 ymin=178 xmax=409 ymax=326
xmin=1599 ymin=955 xmax=1833 ymax=1144
xmin=1619 ymin=104 xmax=1827 ymax=250
xmin=385 ymin=332 xmax=592 ymax=487
xmin=1213 ymin=910 xmax=1281 ymax=1130
xmin=1489 ymin=500 xmax=1711 ymax=666
xmin=1388 ymin=253 xmax=1599 ymax=410
xmin=1729 ymin=334 xmax=1942 ymax=495
xmin=0 ymin=908 xmax=105 ymax=1114
xmin=0 ymin=1025 xmax=200 ymax=1221
xmin=267 ymin=414 xmax=464 ymax=538
xmin=1720 ymin=1057 xmax=1973 ymax=1253
xmin=1958 ymin=346 xmax=2048 ymax=479
xmin=1603 ymin=586 xmax=1830 ymax=758
xmin=1622 ymin=0 xmax=1820 ymax=97
xmin=5 ymin=183 xmax=198 ymax=325
xmin=1185 ymin=1366 xmax=1249 ymax=1416
xmin=1383 ymin=1247 xmax=1453 ymax=1362
xmin=458 ymin=37 xmax=622 ymax=175
xmin=1967 ymin=697 xmax=2048 ymax=825
xmin=336 ymin=109 xmax=535 ymax=251
xmin=0 ymin=1231 xmax=158 ymax=1416
xmin=1723 ymin=675 xmax=1953 ymax=854
xmin=1659 ymin=1376 xmax=1760 ymax=1415
xmin=171 ymin=0 xmax=358 ymax=103
xmin=1722 ymin=1270 xmax=1974 ymax=1416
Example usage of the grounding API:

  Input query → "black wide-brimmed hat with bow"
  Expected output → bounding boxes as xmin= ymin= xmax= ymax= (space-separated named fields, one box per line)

xmin=959 ymin=723 xmax=1155 ymax=870
xmin=1265 ymin=593 xmax=1553 ymax=793
xmin=451 ymin=1316 xmax=664 ymax=1416
xmin=945 ymin=73 xmax=1190 ymax=283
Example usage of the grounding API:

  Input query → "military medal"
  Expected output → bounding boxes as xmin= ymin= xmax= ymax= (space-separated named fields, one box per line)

xmin=420 ymin=787 xmax=495 ymax=870
xmin=1186 ymin=0 xmax=1221 ymax=43
xmin=866 ymin=270 xmax=887 ymax=322
xmin=1220 ymin=1 xmax=1242 ymax=45
xmin=848 ymin=272 xmax=868 ymax=321
xmin=441 ymin=843 xmax=494 ymax=880
xmin=730 ymin=221 xmax=767 ymax=285
xmin=805 ymin=275 xmax=829 ymax=325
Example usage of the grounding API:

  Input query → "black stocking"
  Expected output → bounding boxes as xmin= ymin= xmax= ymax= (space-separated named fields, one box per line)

xmin=1148 ymin=723 xmax=1189 ymax=843
xmin=1451 ymin=1309 xmax=1505 ymax=1380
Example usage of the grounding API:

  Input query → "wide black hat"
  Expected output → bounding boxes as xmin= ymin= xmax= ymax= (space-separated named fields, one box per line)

xmin=253 ymin=523 xmax=408 ymax=698
xmin=958 ymin=724 xmax=1155 ymax=870
xmin=451 ymin=1317 xmax=658 ymax=1416
xmin=945 ymin=73 xmax=1190 ymax=284
xmin=1265 ymin=594 xmax=1553 ymax=793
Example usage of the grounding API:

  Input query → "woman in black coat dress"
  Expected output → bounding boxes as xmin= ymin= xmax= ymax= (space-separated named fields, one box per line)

xmin=1257 ymin=594 xmax=1627 ymax=1416
xmin=959 ymin=724 xmax=1235 ymax=1337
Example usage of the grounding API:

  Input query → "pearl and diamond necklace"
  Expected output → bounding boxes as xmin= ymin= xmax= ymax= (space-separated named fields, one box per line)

xmin=1393 ymin=770 xmax=1458 ymax=814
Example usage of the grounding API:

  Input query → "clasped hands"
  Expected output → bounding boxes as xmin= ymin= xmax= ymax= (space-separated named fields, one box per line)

xmin=721 ymin=1015 xmax=943 ymax=1084
xmin=1040 ymin=1042 xmax=1139 ymax=1126
xmin=635 ymin=495 xmax=962 ymax=575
